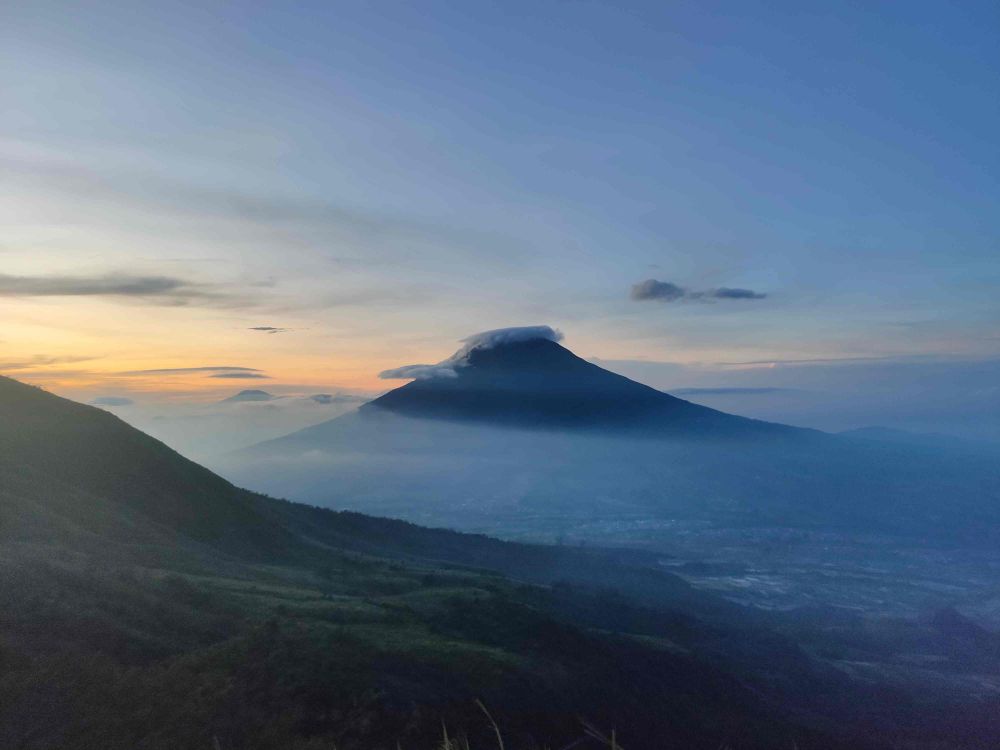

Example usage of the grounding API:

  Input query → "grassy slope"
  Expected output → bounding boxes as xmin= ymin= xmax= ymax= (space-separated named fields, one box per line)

xmin=0 ymin=376 xmax=947 ymax=749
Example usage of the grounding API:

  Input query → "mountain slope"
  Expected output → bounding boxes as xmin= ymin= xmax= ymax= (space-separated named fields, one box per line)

xmin=1 ymin=373 xmax=881 ymax=750
xmin=7 ymin=374 xmax=1000 ymax=748
xmin=0 ymin=376 xmax=295 ymax=560
xmin=368 ymin=335 xmax=802 ymax=437
xmin=0 ymin=375 xmax=715 ymax=609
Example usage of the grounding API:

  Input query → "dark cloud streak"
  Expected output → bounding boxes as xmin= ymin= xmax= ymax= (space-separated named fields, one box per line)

xmin=630 ymin=279 xmax=686 ymax=302
xmin=208 ymin=372 xmax=270 ymax=379
xmin=119 ymin=366 xmax=261 ymax=376
xmin=0 ymin=354 xmax=98 ymax=372
xmin=249 ymin=326 xmax=289 ymax=334
xmin=710 ymin=287 xmax=767 ymax=300
xmin=630 ymin=279 xmax=767 ymax=303
xmin=672 ymin=387 xmax=796 ymax=396
xmin=0 ymin=272 xmax=218 ymax=303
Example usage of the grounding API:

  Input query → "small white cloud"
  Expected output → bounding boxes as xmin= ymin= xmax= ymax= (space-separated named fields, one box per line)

xmin=90 ymin=396 xmax=134 ymax=407
xmin=459 ymin=325 xmax=563 ymax=350
xmin=378 ymin=363 xmax=460 ymax=380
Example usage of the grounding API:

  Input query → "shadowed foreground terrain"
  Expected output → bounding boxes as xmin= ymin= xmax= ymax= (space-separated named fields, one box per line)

xmin=2 ymin=374 xmax=999 ymax=749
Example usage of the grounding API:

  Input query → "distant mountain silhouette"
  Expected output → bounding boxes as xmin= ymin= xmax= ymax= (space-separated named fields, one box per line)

xmin=222 ymin=388 xmax=275 ymax=403
xmin=368 ymin=335 xmax=802 ymax=437
xmin=228 ymin=328 xmax=1000 ymax=544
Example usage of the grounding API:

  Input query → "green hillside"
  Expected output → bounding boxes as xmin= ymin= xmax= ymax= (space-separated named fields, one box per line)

xmin=0 ymin=375 xmax=970 ymax=749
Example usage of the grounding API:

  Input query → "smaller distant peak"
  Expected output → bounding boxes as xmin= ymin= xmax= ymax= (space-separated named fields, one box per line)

xmin=223 ymin=389 xmax=274 ymax=403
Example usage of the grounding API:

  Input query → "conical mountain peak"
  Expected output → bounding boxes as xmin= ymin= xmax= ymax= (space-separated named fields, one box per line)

xmin=365 ymin=327 xmax=793 ymax=437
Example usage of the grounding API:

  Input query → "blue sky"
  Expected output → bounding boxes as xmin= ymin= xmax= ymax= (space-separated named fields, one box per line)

xmin=1 ymin=1 xmax=999 ymax=436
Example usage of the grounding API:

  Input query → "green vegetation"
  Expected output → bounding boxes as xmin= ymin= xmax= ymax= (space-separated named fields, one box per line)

xmin=2 ymin=375 xmax=996 ymax=749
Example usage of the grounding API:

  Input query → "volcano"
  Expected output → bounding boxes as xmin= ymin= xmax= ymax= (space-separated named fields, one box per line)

xmin=366 ymin=326 xmax=799 ymax=437
xmin=221 ymin=326 xmax=1000 ymax=545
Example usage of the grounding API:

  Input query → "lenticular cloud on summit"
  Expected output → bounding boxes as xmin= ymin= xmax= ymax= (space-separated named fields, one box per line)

xmin=379 ymin=325 xmax=563 ymax=380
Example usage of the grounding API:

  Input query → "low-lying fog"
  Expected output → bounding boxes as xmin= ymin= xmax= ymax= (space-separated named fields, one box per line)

xmin=90 ymin=390 xmax=371 ymax=458
xmin=211 ymin=407 xmax=1000 ymax=626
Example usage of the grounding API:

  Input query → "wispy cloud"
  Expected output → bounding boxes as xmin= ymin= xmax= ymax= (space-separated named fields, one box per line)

xmin=3 ymin=150 xmax=523 ymax=272
xmin=309 ymin=393 xmax=369 ymax=405
xmin=715 ymin=355 xmax=928 ymax=367
xmin=672 ymin=387 xmax=796 ymax=396
xmin=207 ymin=372 xmax=270 ymax=379
xmin=249 ymin=326 xmax=289 ymax=334
xmin=380 ymin=326 xmax=562 ymax=380
xmin=119 ymin=366 xmax=262 ymax=376
xmin=90 ymin=396 xmax=134 ymax=406
xmin=630 ymin=279 xmax=767 ymax=303
xmin=0 ymin=354 xmax=98 ymax=372
xmin=710 ymin=287 xmax=768 ymax=300
xmin=0 ymin=272 xmax=239 ymax=307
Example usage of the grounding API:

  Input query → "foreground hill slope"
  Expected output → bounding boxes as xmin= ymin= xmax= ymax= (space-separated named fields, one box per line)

xmin=0 ymin=376 xmax=297 ymax=559
xmin=2 ymin=374 xmax=875 ymax=750
xmin=0 ymin=376 xmax=726 ymax=615
xmin=6 ymin=374 xmax=1000 ymax=748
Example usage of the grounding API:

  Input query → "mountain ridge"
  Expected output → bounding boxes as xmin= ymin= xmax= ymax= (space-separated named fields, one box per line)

xmin=365 ymin=335 xmax=807 ymax=438
xmin=222 ymin=330 xmax=1000 ymax=547
xmin=0 ymin=372 xmax=876 ymax=749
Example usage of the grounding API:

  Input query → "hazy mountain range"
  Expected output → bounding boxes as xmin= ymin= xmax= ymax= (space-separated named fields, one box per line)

xmin=219 ymin=328 xmax=1000 ymax=550
xmin=88 ymin=388 xmax=371 ymax=458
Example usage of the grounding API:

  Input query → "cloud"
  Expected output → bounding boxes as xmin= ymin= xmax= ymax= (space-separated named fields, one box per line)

xmin=380 ymin=325 xmax=563 ymax=380
xmin=379 ymin=363 xmax=460 ymax=380
xmin=630 ymin=279 xmax=767 ymax=303
xmin=715 ymin=355 xmax=919 ymax=367
xmin=89 ymin=396 xmax=134 ymax=406
xmin=208 ymin=372 xmax=270 ymax=379
xmin=0 ymin=354 xmax=97 ymax=372
xmin=249 ymin=326 xmax=289 ymax=334
xmin=0 ymin=272 xmax=232 ymax=306
xmin=310 ymin=393 xmax=369 ymax=405
xmin=630 ymin=280 xmax=687 ymax=302
xmin=671 ymin=387 xmax=795 ymax=396
xmin=120 ymin=366 xmax=262 ymax=376
xmin=3 ymin=152 xmax=525 ymax=277
xmin=460 ymin=325 xmax=563 ymax=350
xmin=709 ymin=287 xmax=768 ymax=300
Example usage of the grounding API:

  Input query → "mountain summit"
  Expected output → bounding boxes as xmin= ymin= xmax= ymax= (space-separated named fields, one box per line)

xmin=368 ymin=326 xmax=791 ymax=436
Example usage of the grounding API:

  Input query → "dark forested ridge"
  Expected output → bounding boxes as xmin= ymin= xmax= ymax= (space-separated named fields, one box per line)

xmin=1 ymin=375 xmax=998 ymax=749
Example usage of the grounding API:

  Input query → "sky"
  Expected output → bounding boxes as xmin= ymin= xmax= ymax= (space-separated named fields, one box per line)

xmin=2 ymin=1 xmax=999 ymax=439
